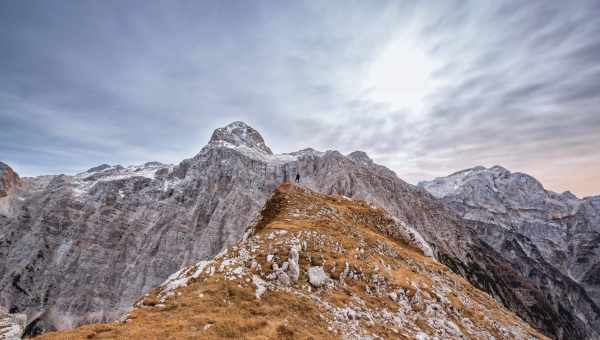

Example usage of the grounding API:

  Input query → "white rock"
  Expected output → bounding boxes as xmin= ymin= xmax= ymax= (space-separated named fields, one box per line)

xmin=308 ymin=266 xmax=330 ymax=288
xmin=276 ymin=271 xmax=291 ymax=286
xmin=252 ymin=275 xmax=267 ymax=299
xmin=0 ymin=310 xmax=26 ymax=340
xmin=288 ymin=246 xmax=300 ymax=282
xmin=415 ymin=332 xmax=429 ymax=340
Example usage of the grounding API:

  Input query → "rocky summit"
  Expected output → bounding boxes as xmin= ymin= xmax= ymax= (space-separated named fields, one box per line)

xmin=38 ymin=183 xmax=547 ymax=340
xmin=1 ymin=121 xmax=599 ymax=339
xmin=209 ymin=121 xmax=274 ymax=155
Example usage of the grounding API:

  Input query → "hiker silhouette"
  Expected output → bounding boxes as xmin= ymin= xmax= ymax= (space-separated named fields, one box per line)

xmin=295 ymin=173 xmax=300 ymax=183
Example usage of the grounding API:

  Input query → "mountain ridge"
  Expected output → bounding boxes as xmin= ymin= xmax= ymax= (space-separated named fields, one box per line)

xmin=38 ymin=183 xmax=548 ymax=340
xmin=1 ymin=122 xmax=599 ymax=339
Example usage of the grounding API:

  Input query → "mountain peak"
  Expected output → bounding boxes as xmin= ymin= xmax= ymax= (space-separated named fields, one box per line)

xmin=209 ymin=121 xmax=273 ymax=155
xmin=85 ymin=164 xmax=112 ymax=173
xmin=561 ymin=190 xmax=578 ymax=200
xmin=489 ymin=165 xmax=510 ymax=176
xmin=419 ymin=165 xmax=552 ymax=199
xmin=347 ymin=150 xmax=373 ymax=165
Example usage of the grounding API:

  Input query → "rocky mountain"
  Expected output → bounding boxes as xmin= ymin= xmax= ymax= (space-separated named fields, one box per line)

xmin=420 ymin=166 xmax=600 ymax=291
xmin=1 ymin=121 xmax=598 ymax=339
xmin=420 ymin=166 xmax=600 ymax=319
xmin=38 ymin=183 xmax=547 ymax=340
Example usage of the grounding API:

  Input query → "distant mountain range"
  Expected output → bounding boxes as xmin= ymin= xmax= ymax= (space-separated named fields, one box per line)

xmin=1 ymin=121 xmax=599 ymax=339
xmin=420 ymin=166 xmax=600 ymax=334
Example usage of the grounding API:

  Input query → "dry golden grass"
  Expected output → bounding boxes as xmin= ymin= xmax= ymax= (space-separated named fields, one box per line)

xmin=40 ymin=278 xmax=334 ymax=340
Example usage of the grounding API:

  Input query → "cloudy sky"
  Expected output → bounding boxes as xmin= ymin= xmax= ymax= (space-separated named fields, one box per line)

xmin=2 ymin=1 xmax=600 ymax=197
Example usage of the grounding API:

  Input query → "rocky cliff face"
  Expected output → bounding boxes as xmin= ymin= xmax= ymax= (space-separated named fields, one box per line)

xmin=0 ymin=306 xmax=26 ymax=340
xmin=421 ymin=166 xmax=600 ymax=339
xmin=38 ymin=183 xmax=548 ymax=340
xmin=1 ymin=122 xmax=597 ymax=339
xmin=0 ymin=163 xmax=20 ymax=198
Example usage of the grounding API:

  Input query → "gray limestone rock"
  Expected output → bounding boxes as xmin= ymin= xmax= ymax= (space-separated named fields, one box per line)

xmin=421 ymin=166 xmax=600 ymax=339
xmin=307 ymin=266 xmax=330 ymax=288
xmin=209 ymin=121 xmax=273 ymax=155
xmin=419 ymin=166 xmax=600 ymax=303
xmin=0 ymin=307 xmax=26 ymax=340
xmin=287 ymin=246 xmax=300 ymax=282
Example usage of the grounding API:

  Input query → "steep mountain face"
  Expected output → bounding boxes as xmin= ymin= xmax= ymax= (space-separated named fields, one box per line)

xmin=39 ymin=183 xmax=547 ymax=340
xmin=1 ymin=121 xmax=597 ymax=339
xmin=0 ymin=163 xmax=21 ymax=201
xmin=420 ymin=166 xmax=600 ymax=298
xmin=421 ymin=166 xmax=600 ymax=336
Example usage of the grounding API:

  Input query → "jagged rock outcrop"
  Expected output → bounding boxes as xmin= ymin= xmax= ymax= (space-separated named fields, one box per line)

xmin=0 ymin=163 xmax=22 ymax=219
xmin=1 ymin=122 xmax=597 ymax=339
xmin=421 ymin=166 xmax=600 ymax=339
xmin=0 ymin=306 xmax=26 ymax=340
xmin=0 ymin=163 xmax=20 ymax=198
xmin=38 ymin=184 xmax=547 ymax=339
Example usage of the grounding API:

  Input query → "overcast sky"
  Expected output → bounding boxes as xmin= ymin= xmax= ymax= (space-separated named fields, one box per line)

xmin=1 ymin=1 xmax=600 ymax=197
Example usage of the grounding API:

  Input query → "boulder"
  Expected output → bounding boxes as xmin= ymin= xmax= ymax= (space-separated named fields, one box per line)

xmin=308 ymin=266 xmax=330 ymax=288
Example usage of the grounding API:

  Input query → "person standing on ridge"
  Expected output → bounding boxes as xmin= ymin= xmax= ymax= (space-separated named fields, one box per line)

xmin=295 ymin=172 xmax=300 ymax=183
